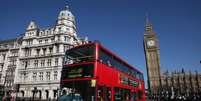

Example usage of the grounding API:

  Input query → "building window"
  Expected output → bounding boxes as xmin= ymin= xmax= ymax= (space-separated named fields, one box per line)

xmin=0 ymin=64 xmax=3 ymax=72
xmin=23 ymin=73 xmax=27 ymax=80
xmin=2 ymin=54 xmax=6 ymax=60
xmin=49 ymin=47 xmax=53 ymax=54
xmin=45 ymin=39 xmax=48 ymax=43
xmin=41 ymin=60 xmax=45 ymax=67
xmin=9 ymin=58 xmax=17 ymax=65
xmin=64 ymin=45 xmax=70 ymax=52
xmin=55 ymin=58 xmax=58 ymax=66
xmin=58 ymin=27 xmax=61 ymax=32
xmin=34 ymin=60 xmax=38 ymax=67
xmin=51 ymin=38 xmax=54 ymax=42
xmin=58 ymin=36 xmax=60 ymax=41
xmin=25 ymin=49 xmax=31 ymax=56
xmin=61 ymin=13 xmax=65 ymax=16
xmin=46 ymin=30 xmax=49 ymax=34
xmin=42 ymin=48 xmax=46 ymax=56
xmin=40 ymin=31 xmax=45 ymax=36
xmin=23 ymin=61 xmax=29 ymax=69
xmin=46 ymin=72 xmax=50 ymax=80
xmin=27 ymin=40 xmax=33 ymax=45
xmin=64 ymin=36 xmax=69 ymax=42
xmin=56 ymin=45 xmax=59 ymax=53
xmin=54 ymin=71 xmax=57 ymax=80
xmin=39 ymin=40 xmax=42 ymax=44
xmin=33 ymin=72 xmax=37 ymax=81
xmin=39 ymin=72 xmax=43 ymax=81
xmin=36 ymin=49 xmax=40 ymax=56
xmin=11 ymin=50 xmax=18 ymax=56
xmin=47 ymin=59 xmax=51 ymax=66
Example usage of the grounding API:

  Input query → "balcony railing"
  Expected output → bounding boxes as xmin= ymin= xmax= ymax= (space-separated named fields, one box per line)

xmin=16 ymin=79 xmax=60 ymax=84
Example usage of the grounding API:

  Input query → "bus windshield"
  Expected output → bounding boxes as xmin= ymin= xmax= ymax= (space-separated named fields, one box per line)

xmin=64 ymin=44 xmax=95 ymax=64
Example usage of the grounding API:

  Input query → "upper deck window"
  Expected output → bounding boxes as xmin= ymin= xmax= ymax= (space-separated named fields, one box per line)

xmin=99 ymin=48 xmax=144 ymax=80
xmin=64 ymin=44 xmax=95 ymax=64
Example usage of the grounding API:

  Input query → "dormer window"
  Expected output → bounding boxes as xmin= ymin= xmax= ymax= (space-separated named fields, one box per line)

xmin=46 ymin=30 xmax=49 ymax=34
xmin=40 ymin=32 xmax=43 ymax=36
xmin=61 ymin=13 xmax=65 ymax=16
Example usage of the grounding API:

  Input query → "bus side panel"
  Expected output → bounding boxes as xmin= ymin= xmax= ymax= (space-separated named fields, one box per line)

xmin=96 ymin=62 xmax=118 ymax=86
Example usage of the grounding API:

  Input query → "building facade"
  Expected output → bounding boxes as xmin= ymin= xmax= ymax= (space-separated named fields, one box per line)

xmin=161 ymin=70 xmax=201 ymax=96
xmin=0 ymin=6 xmax=87 ymax=100
xmin=0 ymin=38 xmax=22 ymax=96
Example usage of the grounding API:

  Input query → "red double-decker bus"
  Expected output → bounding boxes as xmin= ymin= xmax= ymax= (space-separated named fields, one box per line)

xmin=61 ymin=42 xmax=145 ymax=101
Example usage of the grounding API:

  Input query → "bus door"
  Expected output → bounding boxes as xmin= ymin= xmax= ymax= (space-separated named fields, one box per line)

xmin=97 ymin=86 xmax=112 ymax=101
xmin=131 ymin=90 xmax=137 ymax=101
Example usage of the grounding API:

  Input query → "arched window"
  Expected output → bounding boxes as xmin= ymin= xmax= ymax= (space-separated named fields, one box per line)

xmin=45 ymin=90 xmax=49 ymax=99
xmin=21 ymin=90 xmax=25 ymax=97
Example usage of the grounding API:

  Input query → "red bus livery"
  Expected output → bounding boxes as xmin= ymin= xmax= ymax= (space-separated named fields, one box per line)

xmin=61 ymin=42 xmax=145 ymax=101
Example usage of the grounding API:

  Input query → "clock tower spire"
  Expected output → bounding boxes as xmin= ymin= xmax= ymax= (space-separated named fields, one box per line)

xmin=145 ymin=15 xmax=153 ymax=32
xmin=143 ymin=16 xmax=162 ymax=94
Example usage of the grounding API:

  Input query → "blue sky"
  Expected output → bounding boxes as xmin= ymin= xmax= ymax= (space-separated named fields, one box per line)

xmin=0 ymin=0 xmax=201 ymax=88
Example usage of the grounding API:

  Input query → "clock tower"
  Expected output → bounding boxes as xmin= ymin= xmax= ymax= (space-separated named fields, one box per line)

xmin=143 ymin=17 xmax=162 ymax=94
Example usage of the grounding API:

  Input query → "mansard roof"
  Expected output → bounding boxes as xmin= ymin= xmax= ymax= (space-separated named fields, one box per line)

xmin=0 ymin=38 xmax=17 ymax=44
xmin=0 ymin=36 xmax=23 ymax=45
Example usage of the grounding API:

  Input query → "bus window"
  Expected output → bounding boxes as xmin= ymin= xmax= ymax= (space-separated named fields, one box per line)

xmin=138 ymin=90 xmax=143 ymax=100
xmin=114 ymin=88 xmax=122 ymax=101
xmin=97 ymin=86 xmax=111 ymax=101
xmin=106 ymin=87 xmax=111 ymax=101
xmin=97 ymin=87 xmax=103 ymax=101
xmin=65 ymin=44 xmax=95 ymax=64
xmin=61 ymin=81 xmax=95 ymax=101
xmin=123 ymin=89 xmax=130 ymax=101
xmin=131 ymin=91 xmax=137 ymax=101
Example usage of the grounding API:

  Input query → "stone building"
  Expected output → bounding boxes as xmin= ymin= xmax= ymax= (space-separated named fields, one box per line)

xmin=161 ymin=69 xmax=201 ymax=96
xmin=143 ymin=17 xmax=201 ymax=96
xmin=0 ymin=6 xmax=87 ymax=100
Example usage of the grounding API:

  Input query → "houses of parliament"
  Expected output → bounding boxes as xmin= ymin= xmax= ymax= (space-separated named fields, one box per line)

xmin=143 ymin=18 xmax=201 ymax=96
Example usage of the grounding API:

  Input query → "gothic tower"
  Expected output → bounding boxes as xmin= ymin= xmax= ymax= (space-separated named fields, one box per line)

xmin=143 ymin=17 xmax=162 ymax=94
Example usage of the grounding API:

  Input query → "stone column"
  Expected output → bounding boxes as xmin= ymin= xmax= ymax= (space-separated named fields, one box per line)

xmin=59 ymin=44 xmax=64 ymax=53
xmin=42 ymin=90 xmax=46 ymax=100
xmin=53 ymin=45 xmax=56 ymax=53
xmin=39 ymin=48 xmax=42 ymax=55
xmin=49 ymin=89 xmax=54 ymax=100
xmin=46 ymin=48 xmax=50 ymax=55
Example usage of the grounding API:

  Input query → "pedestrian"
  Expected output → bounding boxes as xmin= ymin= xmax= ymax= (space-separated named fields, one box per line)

xmin=58 ymin=90 xmax=72 ymax=101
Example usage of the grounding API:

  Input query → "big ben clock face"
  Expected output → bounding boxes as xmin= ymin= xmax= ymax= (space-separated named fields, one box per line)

xmin=147 ymin=40 xmax=155 ymax=47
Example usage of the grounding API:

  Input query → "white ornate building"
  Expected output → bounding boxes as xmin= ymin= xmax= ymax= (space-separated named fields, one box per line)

xmin=0 ymin=6 xmax=87 ymax=100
